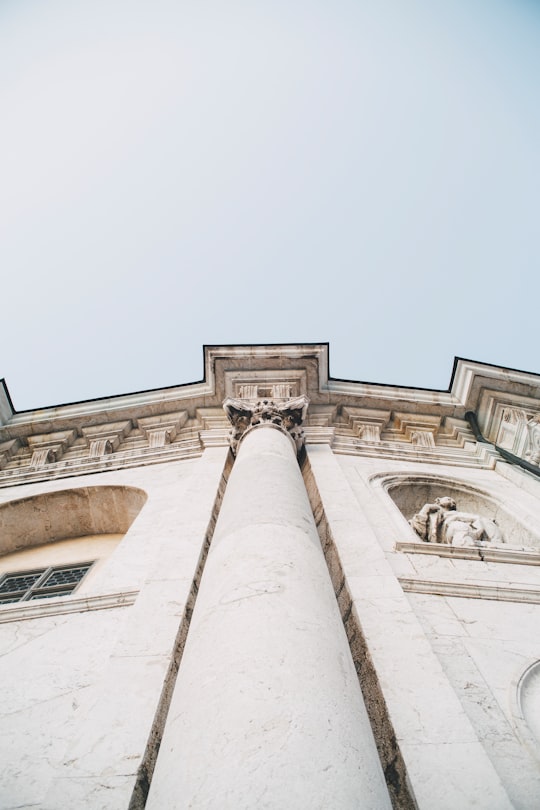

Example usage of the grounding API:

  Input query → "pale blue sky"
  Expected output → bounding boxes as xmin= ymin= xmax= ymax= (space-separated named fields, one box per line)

xmin=1 ymin=0 xmax=539 ymax=409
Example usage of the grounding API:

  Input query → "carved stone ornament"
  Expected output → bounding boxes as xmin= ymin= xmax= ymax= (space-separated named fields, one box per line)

xmin=147 ymin=428 xmax=172 ymax=449
xmin=223 ymin=396 xmax=309 ymax=455
xmin=410 ymin=430 xmax=435 ymax=448
xmin=409 ymin=496 xmax=503 ymax=547
xmin=525 ymin=415 xmax=540 ymax=466
xmin=30 ymin=448 xmax=57 ymax=468
xmin=357 ymin=424 xmax=381 ymax=443
xmin=89 ymin=439 xmax=114 ymax=458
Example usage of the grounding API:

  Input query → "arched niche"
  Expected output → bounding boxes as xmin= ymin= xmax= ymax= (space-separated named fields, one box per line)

xmin=382 ymin=474 xmax=538 ymax=549
xmin=0 ymin=485 xmax=147 ymax=556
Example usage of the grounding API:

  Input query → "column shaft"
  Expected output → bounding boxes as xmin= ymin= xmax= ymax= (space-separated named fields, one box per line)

xmin=146 ymin=425 xmax=390 ymax=809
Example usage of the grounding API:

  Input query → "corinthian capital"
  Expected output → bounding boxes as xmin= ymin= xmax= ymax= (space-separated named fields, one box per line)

xmin=223 ymin=396 xmax=309 ymax=455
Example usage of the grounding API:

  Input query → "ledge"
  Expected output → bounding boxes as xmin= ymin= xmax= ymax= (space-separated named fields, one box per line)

xmin=399 ymin=577 xmax=540 ymax=604
xmin=0 ymin=589 xmax=139 ymax=623
xmin=396 ymin=541 xmax=540 ymax=566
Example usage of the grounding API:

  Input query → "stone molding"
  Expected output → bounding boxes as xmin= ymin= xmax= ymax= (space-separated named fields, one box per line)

xmin=0 ymin=438 xmax=202 ymax=489
xmin=399 ymin=577 xmax=540 ymax=604
xmin=333 ymin=435 xmax=498 ymax=468
xmin=396 ymin=541 xmax=540 ymax=566
xmin=2 ymin=343 xmax=540 ymax=480
xmin=4 ymin=349 xmax=540 ymax=445
xmin=0 ymin=589 xmax=139 ymax=623
xmin=223 ymin=395 xmax=309 ymax=455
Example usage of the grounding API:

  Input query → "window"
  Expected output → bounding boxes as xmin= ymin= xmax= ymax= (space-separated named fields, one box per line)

xmin=0 ymin=562 xmax=94 ymax=604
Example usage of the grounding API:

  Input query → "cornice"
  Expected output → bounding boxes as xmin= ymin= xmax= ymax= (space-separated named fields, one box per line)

xmin=0 ymin=438 xmax=202 ymax=489
xmin=4 ymin=347 xmax=540 ymax=431
xmin=0 ymin=346 xmax=539 ymax=486
xmin=451 ymin=358 xmax=540 ymax=412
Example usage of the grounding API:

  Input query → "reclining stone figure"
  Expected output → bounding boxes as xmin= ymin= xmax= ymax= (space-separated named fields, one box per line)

xmin=410 ymin=496 xmax=503 ymax=547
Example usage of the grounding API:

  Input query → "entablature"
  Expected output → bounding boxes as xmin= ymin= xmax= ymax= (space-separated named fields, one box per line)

xmin=0 ymin=345 xmax=538 ymax=485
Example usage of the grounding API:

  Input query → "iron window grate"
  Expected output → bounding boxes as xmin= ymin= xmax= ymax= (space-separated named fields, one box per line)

xmin=0 ymin=571 xmax=43 ymax=593
xmin=0 ymin=563 xmax=94 ymax=604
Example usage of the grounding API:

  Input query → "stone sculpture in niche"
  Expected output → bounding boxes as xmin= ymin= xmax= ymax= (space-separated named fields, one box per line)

xmin=223 ymin=396 xmax=309 ymax=455
xmin=410 ymin=496 xmax=503 ymax=547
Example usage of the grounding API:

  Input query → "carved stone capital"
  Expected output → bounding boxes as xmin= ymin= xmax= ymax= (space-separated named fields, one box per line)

xmin=223 ymin=396 xmax=309 ymax=455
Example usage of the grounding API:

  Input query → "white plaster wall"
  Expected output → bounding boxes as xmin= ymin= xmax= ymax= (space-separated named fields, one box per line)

xmin=0 ymin=449 xmax=228 ymax=809
xmin=408 ymin=593 xmax=540 ymax=809
xmin=0 ymin=608 xmax=129 ymax=809
xmin=334 ymin=451 xmax=540 ymax=808
xmin=3 ymin=439 xmax=539 ymax=809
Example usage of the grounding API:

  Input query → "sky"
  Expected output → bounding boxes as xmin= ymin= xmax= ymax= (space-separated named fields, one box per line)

xmin=1 ymin=0 xmax=539 ymax=410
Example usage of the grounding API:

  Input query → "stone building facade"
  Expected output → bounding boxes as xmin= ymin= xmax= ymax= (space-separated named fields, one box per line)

xmin=1 ymin=343 xmax=540 ymax=809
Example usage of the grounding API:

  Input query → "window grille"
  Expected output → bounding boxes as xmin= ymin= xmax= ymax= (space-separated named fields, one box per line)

xmin=0 ymin=562 xmax=94 ymax=604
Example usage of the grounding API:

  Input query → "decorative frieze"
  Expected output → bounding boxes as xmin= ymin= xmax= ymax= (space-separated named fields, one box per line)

xmin=223 ymin=396 xmax=309 ymax=455
xmin=223 ymin=369 xmax=307 ymax=402
xmin=236 ymin=384 xmax=258 ymax=399
xmin=234 ymin=382 xmax=297 ymax=400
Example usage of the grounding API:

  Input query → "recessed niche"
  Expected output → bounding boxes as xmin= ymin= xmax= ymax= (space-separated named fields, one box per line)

xmin=384 ymin=476 xmax=539 ymax=550
xmin=0 ymin=485 xmax=147 ymax=556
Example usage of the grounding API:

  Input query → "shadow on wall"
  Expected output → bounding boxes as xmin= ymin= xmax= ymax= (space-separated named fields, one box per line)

xmin=0 ymin=486 xmax=148 ymax=555
xmin=384 ymin=476 xmax=539 ymax=549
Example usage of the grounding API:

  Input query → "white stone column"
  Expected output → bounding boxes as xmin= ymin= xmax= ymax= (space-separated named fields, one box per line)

xmin=146 ymin=405 xmax=391 ymax=810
